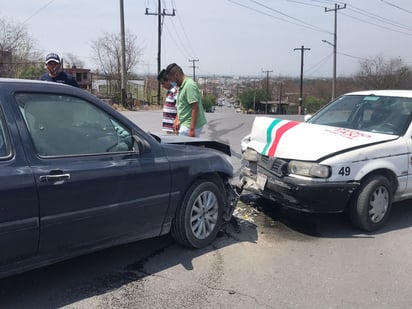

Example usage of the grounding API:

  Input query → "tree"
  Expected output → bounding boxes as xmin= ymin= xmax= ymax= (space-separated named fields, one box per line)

xmin=304 ymin=95 xmax=326 ymax=114
xmin=355 ymin=56 xmax=412 ymax=89
xmin=202 ymin=94 xmax=216 ymax=112
xmin=0 ymin=16 xmax=41 ymax=78
xmin=63 ymin=53 xmax=85 ymax=69
xmin=239 ymin=88 xmax=267 ymax=112
xmin=91 ymin=30 xmax=142 ymax=99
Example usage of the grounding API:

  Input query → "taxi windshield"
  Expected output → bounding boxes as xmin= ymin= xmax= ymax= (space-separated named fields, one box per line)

xmin=307 ymin=94 xmax=412 ymax=135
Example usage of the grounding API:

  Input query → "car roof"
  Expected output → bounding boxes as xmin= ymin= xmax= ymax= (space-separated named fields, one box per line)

xmin=345 ymin=90 xmax=412 ymax=98
xmin=0 ymin=78 xmax=69 ymax=86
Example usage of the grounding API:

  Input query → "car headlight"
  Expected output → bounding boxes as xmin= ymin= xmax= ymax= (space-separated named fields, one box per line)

xmin=242 ymin=148 xmax=259 ymax=162
xmin=241 ymin=134 xmax=251 ymax=153
xmin=288 ymin=161 xmax=330 ymax=178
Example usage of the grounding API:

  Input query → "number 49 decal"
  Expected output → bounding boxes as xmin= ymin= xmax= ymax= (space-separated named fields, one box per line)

xmin=338 ymin=166 xmax=351 ymax=176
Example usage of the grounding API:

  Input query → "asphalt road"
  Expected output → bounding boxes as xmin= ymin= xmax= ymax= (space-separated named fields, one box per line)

xmin=1 ymin=106 xmax=412 ymax=308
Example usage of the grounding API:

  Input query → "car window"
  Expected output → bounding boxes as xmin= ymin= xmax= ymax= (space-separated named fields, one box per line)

xmin=0 ymin=107 xmax=11 ymax=159
xmin=308 ymin=95 xmax=363 ymax=127
xmin=309 ymin=95 xmax=412 ymax=135
xmin=16 ymin=93 xmax=134 ymax=157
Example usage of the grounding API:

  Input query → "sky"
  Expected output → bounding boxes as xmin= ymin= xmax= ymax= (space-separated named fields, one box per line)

xmin=1 ymin=0 xmax=412 ymax=79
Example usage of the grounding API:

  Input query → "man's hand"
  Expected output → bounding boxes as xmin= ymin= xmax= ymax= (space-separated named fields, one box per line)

xmin=173 ymin=118 xmax=180 ymax=133
xmin=188 ymin=127 xmax=195 ymax=137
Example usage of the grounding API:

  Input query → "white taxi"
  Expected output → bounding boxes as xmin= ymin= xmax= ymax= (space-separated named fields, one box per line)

xmin=239 ymin=90 xmax=412 ymax=231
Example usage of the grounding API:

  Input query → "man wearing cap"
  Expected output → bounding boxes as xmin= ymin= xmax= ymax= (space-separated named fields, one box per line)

xmin=40 ymin=53 xmax=79 ymax=87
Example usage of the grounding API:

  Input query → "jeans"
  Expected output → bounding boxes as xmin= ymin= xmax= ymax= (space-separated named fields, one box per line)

xmin=179 ymin=125 xmax=203 ymax=137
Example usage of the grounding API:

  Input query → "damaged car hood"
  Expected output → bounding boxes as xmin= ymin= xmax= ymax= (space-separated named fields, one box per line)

xmin=247 ymin=117 xmax=398 ymax=161
xmin=150 ymin=133 xmax=231 ymax=156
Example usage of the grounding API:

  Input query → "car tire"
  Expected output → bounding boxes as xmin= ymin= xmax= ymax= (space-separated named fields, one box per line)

xmin=349 ymin=175 xmax=392 ymax=232
xmin=171 ymin=179 xmax=224 ymax=248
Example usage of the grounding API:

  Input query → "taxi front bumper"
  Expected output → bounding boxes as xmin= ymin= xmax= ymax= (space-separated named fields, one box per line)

xmin=239 ymin=167 xmax=359 ymax=213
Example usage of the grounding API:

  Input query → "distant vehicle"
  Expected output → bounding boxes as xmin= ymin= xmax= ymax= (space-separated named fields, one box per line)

xmin=206 ymin=105 xmax=215 ymax=113
xmin=239 ymin=90 xmax=412 ymax=231
xmin=0 ymin=78 xmax=238 ymax=279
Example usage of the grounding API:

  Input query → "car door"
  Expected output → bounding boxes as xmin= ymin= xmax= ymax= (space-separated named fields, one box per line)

xmin=0 ymin=101 xmax=39 ymax=265
xmin=398 ymin=99 xmax=412 ymax=199
xmin=15 ymin=92 xmax=172 ymax=254
xmin=406 ymin=121 xmax=412 ymax=198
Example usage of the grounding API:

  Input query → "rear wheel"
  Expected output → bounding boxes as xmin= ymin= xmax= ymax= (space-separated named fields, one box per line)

xmin=349 ymin=175 xmax=392 ymax=232
xmin=171 ymin=179 xmax=224 ymax=248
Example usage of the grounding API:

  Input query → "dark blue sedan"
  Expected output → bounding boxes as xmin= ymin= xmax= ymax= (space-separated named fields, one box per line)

xmin=0 ymin=79 xmax=237 ymax=279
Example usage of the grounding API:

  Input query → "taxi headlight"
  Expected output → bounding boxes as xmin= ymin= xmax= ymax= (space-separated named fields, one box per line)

xmin=288 ymin=161 xmax=330 ymax=178
xmin=242 ymin=148 xmax=259 ymax=162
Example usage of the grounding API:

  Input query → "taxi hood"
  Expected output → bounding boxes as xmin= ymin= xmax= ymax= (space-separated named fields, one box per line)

xmin=247 ymin=117 xmax=398 ymax=161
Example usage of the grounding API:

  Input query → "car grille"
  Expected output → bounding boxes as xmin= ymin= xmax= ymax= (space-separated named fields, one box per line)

xmin=260 ymin=156 xmax=288 ymax=177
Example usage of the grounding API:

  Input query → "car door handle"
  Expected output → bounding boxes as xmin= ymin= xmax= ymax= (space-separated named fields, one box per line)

xmin=39 ymin=173 xmax=71 ymax=183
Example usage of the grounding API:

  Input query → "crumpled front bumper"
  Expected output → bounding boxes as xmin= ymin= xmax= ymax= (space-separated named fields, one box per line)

xmin=224 ymin=180 xmax=240 ymax=221
xmin=238 ymin=166 xmax=359 ymax=213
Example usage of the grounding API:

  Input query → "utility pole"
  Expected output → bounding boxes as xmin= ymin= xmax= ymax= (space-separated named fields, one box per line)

xmin=262 ymin=70 xmax=273 ymax=114
xmin=278 ymin=81 xmax=283 ymax=114
xmin=188 ymin=59 xmax=199 ymax=81
xmin=294 ymin=45 xmax=310 ymax=115
xmin=119 ymin=0 xmax=127 ymax=108
xmin=325 ymin=3 xmax=346 ymax=100
xmin=253 ymin=80 xmax=256 ymax=112
xmin=145 ymin=1 xmax=175 ymax=104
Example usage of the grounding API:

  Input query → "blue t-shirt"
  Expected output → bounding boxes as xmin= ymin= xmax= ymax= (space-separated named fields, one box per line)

xmin=40 ymin=71 xmax=79 ymax=87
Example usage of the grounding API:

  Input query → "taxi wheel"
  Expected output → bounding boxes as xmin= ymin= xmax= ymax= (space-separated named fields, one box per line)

xmin=349 ymin=175 xmax=392 ymax=232
xmin=171 ymin=179 xmax=224 ymax=248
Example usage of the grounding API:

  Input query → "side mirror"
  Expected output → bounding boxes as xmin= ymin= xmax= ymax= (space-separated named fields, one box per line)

xmin=132 ymin=135 xmax=151 ymax=154
xmin=304 ymin=114 xmax=312 ymax=122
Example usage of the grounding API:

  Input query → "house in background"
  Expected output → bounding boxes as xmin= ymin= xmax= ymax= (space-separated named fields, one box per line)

xmin=65 ymin=66 xmax=92 ymax=90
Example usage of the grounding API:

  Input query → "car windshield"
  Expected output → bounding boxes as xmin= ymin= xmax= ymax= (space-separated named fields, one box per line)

xmin=307 ymin=94 xmax=412 ymax=135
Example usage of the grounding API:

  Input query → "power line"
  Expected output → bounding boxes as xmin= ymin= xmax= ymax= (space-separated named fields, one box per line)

xmin=249 ymin=0 xmax=330 ymax=32
xmin=345 ymin=5 xmax=412 ymax=32
xmin=280 ymin=0 xmax=326 ymax=8
xmin=380 ymin=0 xmax=412 ymax=14
xmin=272 ymin=1 xmax=412 ymax=36
xmin=337 ymin=51 xmax=369 ymax=61
xmin=227 ymin=0 xmax=332 ymax=34
xmin=21 ymin=0 xmax=56 ymax=25
xmin=305 ymin=53 xmax=333 ymax=76
xmin=341 ymin=12 xmax=412 ymax=36
xmin=171 ymin=0 xmax=199 ymax=58
xmin=163 ymin=25 xmax=191 ymax=60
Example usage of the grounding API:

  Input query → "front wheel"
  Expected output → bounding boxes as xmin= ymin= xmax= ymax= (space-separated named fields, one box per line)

xmin=349 ymin=175 xmax=392 ymax=232
xmin=171 ymin=179 xmax=224 ymax=248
